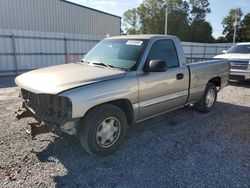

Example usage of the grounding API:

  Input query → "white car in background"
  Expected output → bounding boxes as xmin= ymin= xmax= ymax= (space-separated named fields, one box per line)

xmin=214 ymin=42 xmax=250 ymax=81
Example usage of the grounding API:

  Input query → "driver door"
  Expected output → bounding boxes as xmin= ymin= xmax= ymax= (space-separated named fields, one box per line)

xmin=138 ymin=39 xmax=189 ymax=120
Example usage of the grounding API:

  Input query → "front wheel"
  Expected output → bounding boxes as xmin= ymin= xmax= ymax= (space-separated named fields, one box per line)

xmin=195 ymin=82 xmax=217 ymax=113
xmin=78 ymin=104 xmax=128 ymax=156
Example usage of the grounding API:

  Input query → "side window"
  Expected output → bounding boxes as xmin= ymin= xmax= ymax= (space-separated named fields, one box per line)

xmin=147 ymin=40 xmax=179 ymax=68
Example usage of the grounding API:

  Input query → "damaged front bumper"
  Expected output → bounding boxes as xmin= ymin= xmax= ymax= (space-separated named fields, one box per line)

xmin=15 ymin=89 xmax=79 ymax=137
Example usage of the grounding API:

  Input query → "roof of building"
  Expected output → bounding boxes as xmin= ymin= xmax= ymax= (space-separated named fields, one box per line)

xmin=60 ymin=0 xmax=121 ymax=19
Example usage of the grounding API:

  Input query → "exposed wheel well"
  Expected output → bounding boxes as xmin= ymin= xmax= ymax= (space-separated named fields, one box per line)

xmin=108 ymin=99 xmax=134 ymax=125
xmin=208 ymin=77 xmax=221 ymax=90
xmin=82 ymin=99 xmax=134 ymax=126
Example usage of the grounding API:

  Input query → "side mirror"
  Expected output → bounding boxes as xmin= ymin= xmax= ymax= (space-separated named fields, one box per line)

xmin=222 ymin=50 xmax=227 ymax=54
xmin=144 ymin=60 xmax=167 ymax=72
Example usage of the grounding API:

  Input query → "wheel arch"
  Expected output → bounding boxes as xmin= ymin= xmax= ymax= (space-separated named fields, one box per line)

xmin=208 ymin=76 xmax=221 ymax=91
xmin=80 ymin=98 xmax=135 ymax=126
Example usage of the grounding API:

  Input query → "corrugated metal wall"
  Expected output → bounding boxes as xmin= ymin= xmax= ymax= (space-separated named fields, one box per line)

xmin=0 ymin=0 xmax=121 ymax=36
xmin=0 ymin=29 xmax=233 ymax=76
xmin=182 ymin=42 xmax=233 ymax=58
xmin=0 ymin=29 xmax=103 ymax=76
xmin=0 ymin=0 xmax=122 ymax=76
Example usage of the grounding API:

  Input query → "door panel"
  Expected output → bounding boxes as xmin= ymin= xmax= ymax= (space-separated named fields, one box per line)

xmin=138 ymin=39 xmax=189 ymax=120
xmin=138 ymin=67 xmax=189 ymax=120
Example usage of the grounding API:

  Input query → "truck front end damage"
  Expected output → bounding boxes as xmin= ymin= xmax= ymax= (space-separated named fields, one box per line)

xmin=15 ymin=89 xmax=78 ymax=137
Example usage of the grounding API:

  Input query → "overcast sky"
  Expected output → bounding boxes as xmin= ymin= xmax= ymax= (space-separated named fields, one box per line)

xmin=69 ymin=0 xmax=250 ymax=38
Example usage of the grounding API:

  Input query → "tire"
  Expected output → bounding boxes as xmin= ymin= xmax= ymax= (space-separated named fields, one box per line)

xmin=78 ymin=104 xmax=128 ymax=156
xmin=195 ymin=82 xmax=217 ymax=113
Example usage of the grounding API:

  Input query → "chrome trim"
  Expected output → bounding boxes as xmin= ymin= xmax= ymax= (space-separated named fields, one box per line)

xmin=136 ymin=105 xmax=184 ymax=123
xmin=140 ymin=90 xmax=188 ymax=108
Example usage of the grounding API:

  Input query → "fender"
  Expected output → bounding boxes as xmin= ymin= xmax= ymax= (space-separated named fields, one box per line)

xmin=59 ymin=71 xmax=140 ymax=120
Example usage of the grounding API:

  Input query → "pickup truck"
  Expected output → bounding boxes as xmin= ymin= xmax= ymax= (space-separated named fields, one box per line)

xmin=15 ymin=35 xmax=229 ymax=156
xmin=214 ymin=42 xmax=250 ymax=81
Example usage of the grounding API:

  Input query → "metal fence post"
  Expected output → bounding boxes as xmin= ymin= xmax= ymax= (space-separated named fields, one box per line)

xmin=190 ymin=45 xmax=193 ymax=59
xmin=215 ymin=45 xmax=218 ymax=56
xmin=64 ymin=37 xmax=68 ymax=64
xmin=189 ymin=45 xmax=194 ymax=64
xmin=203 ymin=45 xmax=206 ymax=58
xmin=12 ymin=34 xmax=18 ymax=75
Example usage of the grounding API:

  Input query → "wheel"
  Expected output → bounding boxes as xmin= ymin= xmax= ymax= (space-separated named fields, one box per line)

xmin=78 ymin=104 xmax=128 ymax=156
xmin=195 ymin=82 xmax=217 ymax=113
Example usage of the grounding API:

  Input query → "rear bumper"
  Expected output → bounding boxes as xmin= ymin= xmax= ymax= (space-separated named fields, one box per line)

xmin=230 ymin=69 xmax=250 ymax=80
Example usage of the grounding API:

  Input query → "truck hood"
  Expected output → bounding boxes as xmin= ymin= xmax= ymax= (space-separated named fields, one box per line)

xmin=214 ymin=53 xmax=250 ymax=60
xmin=15 ymin=63 xmax=125 ymax=94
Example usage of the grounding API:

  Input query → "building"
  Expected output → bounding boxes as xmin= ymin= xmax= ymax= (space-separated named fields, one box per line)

xmin=0 ymin=0 xmax=121 ymax=36
xmin=0 ymin=0 xmax=121 ymax=76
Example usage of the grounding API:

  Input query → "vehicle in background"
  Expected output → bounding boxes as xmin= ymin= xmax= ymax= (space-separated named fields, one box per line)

xmin=15 ymin=35 xmax=230 ymax=156
xmin=214 ymin=42 xmax=250 ymax=81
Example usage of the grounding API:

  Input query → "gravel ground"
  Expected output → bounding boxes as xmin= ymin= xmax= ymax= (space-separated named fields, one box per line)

xmin=0 ymin=78 xmax=249 ymax=188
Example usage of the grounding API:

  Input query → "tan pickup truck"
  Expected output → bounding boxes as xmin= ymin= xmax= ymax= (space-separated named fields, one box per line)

xmin=15 ymin=35 xmax=229 ymax=156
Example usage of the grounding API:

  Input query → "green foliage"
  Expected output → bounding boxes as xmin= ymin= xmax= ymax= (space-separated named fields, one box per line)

xmin=239 ymin=13 xmax=250 ymax=42
xmin=122 ymin=8 xmax=140 ymax=34
xmin=220 ymin=8 xmax=250 ymax=42
xmin=222 ymin=8 xmax=243 ymax=42
xmin=188 ymin=21 xmax=214 ymax=42
xmin=189 ymin=0 xmax=210 ymax=21
xmin=122 ymin=0 xmax=214 ymax=42
xmin=137 ymin=0 xmax=166 ymax=34
xmin=215 ymin=36 xmax=226 ymax=43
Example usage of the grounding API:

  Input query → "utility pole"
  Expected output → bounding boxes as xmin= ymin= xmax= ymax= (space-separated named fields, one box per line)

xmin=233 ymin=13 xmax=237 ymax=44
xmin=233 ymin=12 xmax=240 ymax=44
xmin=165 ymin=7 xmax=168 ymax=35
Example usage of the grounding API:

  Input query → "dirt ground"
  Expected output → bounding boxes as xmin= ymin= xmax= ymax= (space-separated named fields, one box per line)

xmin=0 ymin=78 xmax=250 ymax=187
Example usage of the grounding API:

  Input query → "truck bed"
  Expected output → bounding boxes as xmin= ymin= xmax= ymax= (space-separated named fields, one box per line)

xmin=187 ymin=59 xmax=230 ymax=103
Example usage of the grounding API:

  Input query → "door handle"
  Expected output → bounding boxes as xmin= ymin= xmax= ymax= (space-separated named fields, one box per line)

xmin=176 ymin=73 xmax=184 ymax=80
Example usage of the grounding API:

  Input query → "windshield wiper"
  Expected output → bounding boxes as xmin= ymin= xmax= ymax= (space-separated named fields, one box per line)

xmin=91 ymin=62 xmax=115 ymax=69
xmin=82 ymin=60 xmax=125 ymax=70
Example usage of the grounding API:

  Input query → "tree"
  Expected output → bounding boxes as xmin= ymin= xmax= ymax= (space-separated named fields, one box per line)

xmin=215 ymin=36 xmax=226 ymax=43
xmin=136 ymin=0 xmax=191 ymax=40
xmin=122 ymin=8 xmax=140 ymax=34
xmin=189 ymin=0 xmax=211 ymax=22
xmin=239 ymin=13 xmax=250 ymax=42
xmin=187 ymin=0 xmax=214 ymax=42
xmin=188 ymin=21 xmax=214 ymax=42
xmin=222 ymin=8 xmax=243 ymax=42
xmin=166 ymin=0 xmax=190 ymax=41
xmin=122 ymin=0 xmax=214 ymax=42
xmin=137 ymin=0 xmax=166 ymax=34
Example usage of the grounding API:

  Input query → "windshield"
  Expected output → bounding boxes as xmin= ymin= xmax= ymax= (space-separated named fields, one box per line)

xmin=83 ymin=39 xmax=147 ymax=69
xmin=227 ymin=44 xmax=250 ymax=54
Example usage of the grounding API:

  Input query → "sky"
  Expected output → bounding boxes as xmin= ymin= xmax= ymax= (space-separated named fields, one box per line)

xmin=69 ymin=0 xmax=250 ymax=38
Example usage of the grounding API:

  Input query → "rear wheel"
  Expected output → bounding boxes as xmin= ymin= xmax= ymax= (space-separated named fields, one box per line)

xmin=78 ymin=104 xmax=128 ymax=156
xmin=195 ymin=82 xmax=217 ymax=113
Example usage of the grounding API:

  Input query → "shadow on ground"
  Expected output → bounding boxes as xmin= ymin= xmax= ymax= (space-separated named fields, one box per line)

xmin=33 ymin=101 xmax=250 ymax=187
xmin=229 ymin=80 xmax=250 ymax=88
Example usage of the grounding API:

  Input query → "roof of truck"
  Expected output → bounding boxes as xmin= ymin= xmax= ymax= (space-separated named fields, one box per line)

xmin=107 ymin=34 xmax=177 ymax=40
xmin=236 ymin=42 xmax=250 ymax=45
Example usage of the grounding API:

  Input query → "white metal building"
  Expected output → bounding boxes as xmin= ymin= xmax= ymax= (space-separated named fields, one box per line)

xmin=0 ymin=0 xmax=121 ymax=36
xmin=0 ymin=0 xmax=121 ymax=76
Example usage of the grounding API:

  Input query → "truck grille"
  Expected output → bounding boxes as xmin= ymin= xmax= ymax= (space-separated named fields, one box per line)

xmin=21 ymin=89 xmax=72 ymax=123
xmin=230 ymin=61 xmax=249 ymax=70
